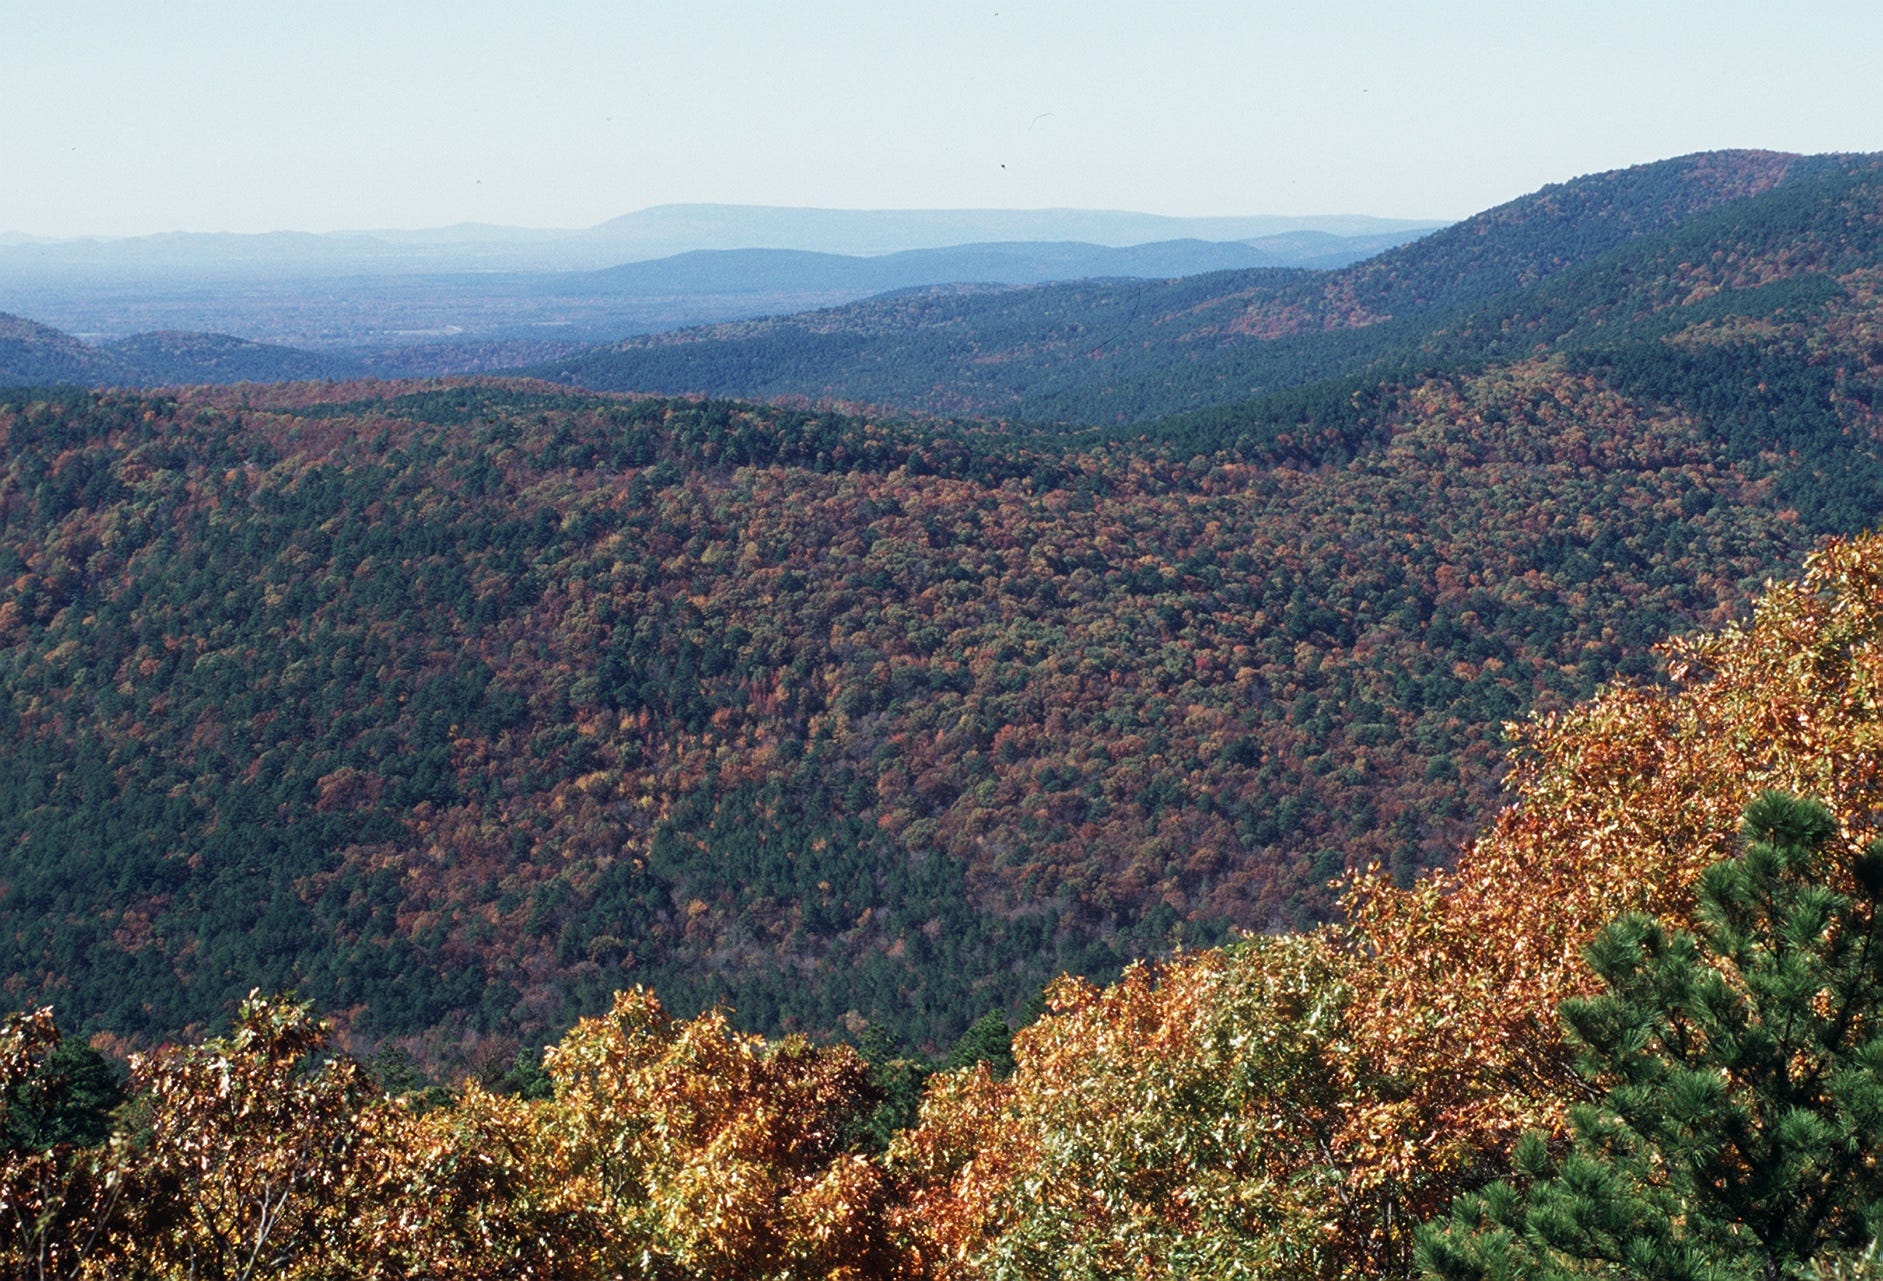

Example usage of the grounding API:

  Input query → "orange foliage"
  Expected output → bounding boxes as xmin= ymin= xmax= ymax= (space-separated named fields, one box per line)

xmin=1337 ymin=535 xmax=1883 ymax=1233
xmin=891 ymin=937 xmax=1349 ymax=1279
xmin=891 ymin=531 xmax=1883 ymax=1277
xmin=1 ymin=988 xmax=893 ymax=1280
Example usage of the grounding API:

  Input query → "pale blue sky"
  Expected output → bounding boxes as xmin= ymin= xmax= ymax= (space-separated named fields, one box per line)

xmin=8 ymin=0 xmax=1881 ymax=237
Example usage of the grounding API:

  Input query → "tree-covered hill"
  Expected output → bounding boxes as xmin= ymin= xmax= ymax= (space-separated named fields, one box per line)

xmin=1143 ymin=160 xmax=1883 ymax=531
xmin=5 ymin=148 xmax=1883 ymax=1066
xmin=0 ymin=313 xmax=366 ymax=387
xmin=96 ymin=331 xmax=367 ymax=384
xmin=538 ymin=150 xmax=1880 ymax=424
xmin=0 ymin=313 xmax=134 ymax=386
xmin=1326 ymin=147 xmax=1836 ymax=318
xmin=11 ymin=521 xmax=1883 ymax=1281
xmin=0 ymin=351 xmax=1874 ymax=1059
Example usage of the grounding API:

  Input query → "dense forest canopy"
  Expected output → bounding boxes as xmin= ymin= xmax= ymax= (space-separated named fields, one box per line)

xmin=10 ymin=528 xmax=1883 ymax=1279
xmin=4 ymin=145 xmax=1883 ymax=1278
xmin=0 ymin=346 xmax=1870 ymax=1060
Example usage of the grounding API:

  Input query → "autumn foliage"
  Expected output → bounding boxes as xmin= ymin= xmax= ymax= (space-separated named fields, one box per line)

xmin=0 ymin=369 xmax=1833 ymax=1060
xmin=1 ymin=989 xmax=894 ymax=1278
xmin=6 ymin=532 xmax=1883 ymax=1275
xmin=890 ymin=532 xmax=1883 ymax=1278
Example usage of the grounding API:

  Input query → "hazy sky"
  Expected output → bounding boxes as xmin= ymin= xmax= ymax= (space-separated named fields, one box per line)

xmin=9 ymin=0 xmax=1881 ymax=237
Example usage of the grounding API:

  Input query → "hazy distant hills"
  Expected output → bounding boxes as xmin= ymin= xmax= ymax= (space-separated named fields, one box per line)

xmin=0 ymin=234 xmax=1389 ymax=385
xmin=0 ymin=206 xmax=1442 ymax=278
xmin=0 ymin=226 xmax=1439 ymax=376
xmin=544 ymin=150 xmax=1875 ymax=422
xmin=0 ymin=206 xmax=1442 ymax=358
xmin=0 ymin=312 xmax=125 ymax=384
xmin=97 ymin=331 xmax=368 ymax=384
xmin=9 ymin=151 xmax=1877 ymax=417
xmin=0 ymin=313 xmax=369 ymax=386
xmin=573 ymin=239 xmax=1290 ymax=296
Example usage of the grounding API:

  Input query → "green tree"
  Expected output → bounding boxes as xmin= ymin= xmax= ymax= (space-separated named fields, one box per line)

xmin=853 ymin=1024 xmax=929 ymax=1151
xmin=2 ymin=1036 xmax=124 ymax=1152
xmin=1418 ymin=793 xmax=1883 ymax=1281
xmin=946 ymin=1010 xmax=1016 ymax=1078
xmin=492 ymin=1046 xmax=555 ymax=1102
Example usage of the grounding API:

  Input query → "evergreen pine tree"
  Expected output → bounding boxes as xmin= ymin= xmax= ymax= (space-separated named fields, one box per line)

xmin=1 ymin=1035 xmax=124 ymax=1152
xmin=1418 ymin=792 xmax=1883 ymax=1281
xmin=946 ymin=1010 xmax=1017 ymax=1077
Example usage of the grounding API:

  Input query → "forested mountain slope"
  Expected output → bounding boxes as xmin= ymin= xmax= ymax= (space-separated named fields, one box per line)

xmin=2 ymin=149 xmax=1881 ymax=1065
xmin=96 ymin=331 xmax=366 ymax=384
xmin=0 ymin=313 xmax=135 ymax=386
xmin=1 ymin=347 xmax=1875 ymax=1058
xmin=1150 ymin=162 xmax=1883 ymax=530
xmin=542 ymin=150 xmax=1879 ymax=423
xmin=11 ymin=515 xmax=1883 ymax=1281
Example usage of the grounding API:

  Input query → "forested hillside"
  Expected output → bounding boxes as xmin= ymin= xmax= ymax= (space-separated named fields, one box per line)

xmin=3 ymin=149 xmax=1882 ymax=1063
xmin=10 ymin=531 xmax=1883 ymax=1280
xmin=0 ymin=313 xmax=135 ymax=386
xmin=0 ymin=348 xmax=1874 ymax=1059
xmin=96 ymin=331 xmax=366 ymax=384
xmin=542 ymin=150 xmax=1880 ymax=424
xmin=7 ymin=146 xmax=1883 ymax=1277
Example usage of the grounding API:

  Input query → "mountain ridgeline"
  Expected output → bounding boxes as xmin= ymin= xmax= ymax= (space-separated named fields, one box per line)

xmin=540 ymin=149 xmax=1881 ymax=427
xmin=1 ymin=149 xmax=1882 ymax=1066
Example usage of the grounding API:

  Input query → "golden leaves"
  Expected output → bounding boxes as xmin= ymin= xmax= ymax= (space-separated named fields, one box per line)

xmin=542 ymin=988 xmax=898 ymax=1278
xmin=890 ymin=937 xmax=1350 ymax=1279
xmin=890 ymin=531 xmax=1883 ymax=1277
xmin=2 ymin=987 xmax=896 ymax=1280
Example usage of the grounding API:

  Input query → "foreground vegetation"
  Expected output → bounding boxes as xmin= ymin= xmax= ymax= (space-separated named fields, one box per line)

xmin=9 ymin=532 xmax=1883 ymax=1277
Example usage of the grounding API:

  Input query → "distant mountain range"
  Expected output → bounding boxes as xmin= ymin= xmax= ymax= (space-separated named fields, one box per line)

xmin=0 ymin=205 xmax=1442 ymax=277
xmin=0 ymin=223 xmax=1441 ymax=377
xmin=0 ymin=210 xmax=1441 ymax=362
xmin=8 ymin=153 xmax=1879 ymax=427
xmin=540 ymin=150 xmax=1877 ymax=423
